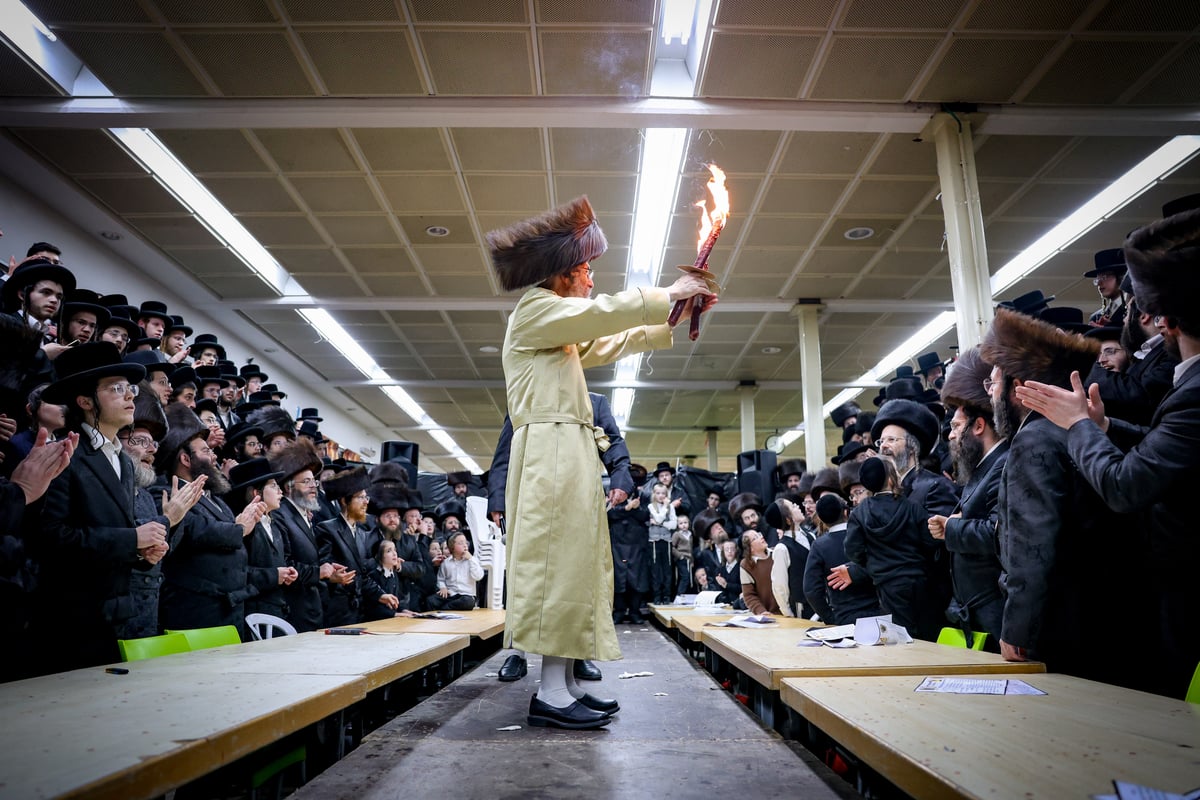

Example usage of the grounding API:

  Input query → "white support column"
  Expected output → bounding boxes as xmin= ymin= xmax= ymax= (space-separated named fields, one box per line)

xmin=930 ymin=113 xmax=993 ymax=350
xmin=792 ymin=303 xmax=827 ymax=468
xmin=706 ymin=428 xmax=719 ymax=471
xmin=738 ymin=384 xmax=756 ymax=453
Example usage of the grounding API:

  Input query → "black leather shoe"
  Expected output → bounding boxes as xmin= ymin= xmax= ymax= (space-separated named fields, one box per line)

xmin=577 ymin=693 xmax=619 ymax=715
xmin=527 ymin=696 xmax=611 ymax=729
xmin=628 ymin=612 xmax=645 ymax=624
xmin=497 ymin=654 xmax=527 ymax=682
xmin=573 ymin=659 xmax=603 ymax=681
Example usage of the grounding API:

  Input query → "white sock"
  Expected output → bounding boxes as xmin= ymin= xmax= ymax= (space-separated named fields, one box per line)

xmin=536 ymin=656 xmax=573 ymax=708
xmin=565 ymin=661 xmax=587 ymax=700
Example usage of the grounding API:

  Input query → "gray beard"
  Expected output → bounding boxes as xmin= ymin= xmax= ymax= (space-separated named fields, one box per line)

xmin=134 ymin=462 xmax=157 ymax=489
xmin=885 ymin=448 xmax=913 ymax=474
xmin=951 ymin=429 xmax=985 ymax=484
xmin=291 ymin=493 xmax=320 ymax=512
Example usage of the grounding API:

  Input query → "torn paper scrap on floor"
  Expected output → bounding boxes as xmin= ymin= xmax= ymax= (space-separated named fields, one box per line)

xmin=618 ymin=671 xmax=655 ymax=679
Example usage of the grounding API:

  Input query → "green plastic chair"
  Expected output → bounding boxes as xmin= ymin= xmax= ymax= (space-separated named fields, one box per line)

xmin=1186 ymin=662 xmax=1200 ymax=705
xmin=118 ymin=632 xmax=191 ymax=662
xmin=936 ymin=626 xmax=988 ymax=651
xmin=164 ymin=625 xmax=242 ymax=651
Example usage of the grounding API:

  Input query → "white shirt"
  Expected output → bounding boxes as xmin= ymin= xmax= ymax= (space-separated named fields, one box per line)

xmin=82 ymin=423 xmax=121 ymax=478
xmin=261 ymin=515 xmax=274 ymax=544
xmin=1135 ymin=333 xmax=1163 ymax=361
xmin=1173 ymin=352 xmax=1200 ymax=386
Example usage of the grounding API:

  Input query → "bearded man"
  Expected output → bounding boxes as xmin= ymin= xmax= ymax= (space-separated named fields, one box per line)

xmin=487 ymin=196 xmax=713 ymax=729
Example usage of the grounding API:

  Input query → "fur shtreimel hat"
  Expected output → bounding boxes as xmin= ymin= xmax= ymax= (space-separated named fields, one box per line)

xmin=810 ymin=467 xmax=843 ymax=500
xmin=486 ymin=196 xmax=608 ymax=292
xmin=692 ymin=508 xmax=729 ymax=541
xmin=775 ymin=459 xmax=807 ymax=481
xmin=132 ymin=387 xmax=168 ymax=441
xmin=446 ymin=471 xmax=471 ymax=487
xmin=838 ymin=460 xmax=863 ymax=493
xmin=268 ymin=436 xmax=323 ymax=482
xmin=156 ymin=402 xmax=208 ymax=474
xmin=939 ymin=346 xmax=993 ymax=418
xmin=322 ymin=467 xmax=369 ymax=502
xmin=830 ymin=401 xmax=861 ymax=429
xmin=247 ymin=405 xmax=296 ymax=444
xmin=369 ymin=460 xmax=409 ymax=488
xmin=981 ymin=307 xmax=1099 ymax=391
xmin=1124 ymin=206 xmax=1200 ymax=322
xmin=871 ymin=398 xmax=940 ymax=459
xmin=727 ymin=492 xmax=764 ymax=522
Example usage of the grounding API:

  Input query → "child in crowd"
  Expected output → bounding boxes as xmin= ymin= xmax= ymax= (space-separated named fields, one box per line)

xmin=843 ymin=458 xmax=942 ymax=640
xmin=671 ymin=513 xmax=693 ymax=597
xmin=429 ymin=532 xmax=483 ymax=611
xmin=693 ymin=566 xmax=718 ymax=593
xmin=646 ymin=482 xmax=677 ymax=604
xmin=714 ymin=539 xmax=742 ymax=606
xmin=364 ymin=539 xmax=416 ymax=620
xmin=803 ymin=494 xmax=882 ymax=625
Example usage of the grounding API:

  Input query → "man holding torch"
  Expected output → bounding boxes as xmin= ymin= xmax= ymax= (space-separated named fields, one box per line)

xmin=487 ymin=195 xmax=716 ymax=729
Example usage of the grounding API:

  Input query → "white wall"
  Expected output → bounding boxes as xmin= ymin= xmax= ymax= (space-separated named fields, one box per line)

xmin=0 ymin=153 xmax=385 ymax=453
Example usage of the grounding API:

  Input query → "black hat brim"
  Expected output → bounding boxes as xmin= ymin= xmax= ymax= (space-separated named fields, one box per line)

xmin=43 ymin=363 xmax=146 ymax=405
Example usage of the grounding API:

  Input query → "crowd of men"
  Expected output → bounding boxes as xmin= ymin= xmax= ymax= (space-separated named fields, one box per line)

xmin=3 ymin=190 xmax=1198 ymax=701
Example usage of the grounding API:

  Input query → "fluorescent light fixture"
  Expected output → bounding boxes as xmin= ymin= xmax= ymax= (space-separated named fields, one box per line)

xmin=990 ymin=135 xmax=1200 ymax=297
xmin=380 ymin=385 xmax=431 ymax=425
xmin=298 ymin=309 xmax=389 ymax=382
xmin=628 ymin=128 xmax=687 ymax=283
xmin=611 ymin=387 xmax=635 ymax=428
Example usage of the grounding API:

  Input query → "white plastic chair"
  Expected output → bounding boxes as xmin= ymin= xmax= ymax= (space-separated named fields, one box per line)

xmin=465 ymin=496 xmax=506 ymax=610
xmin=245 ymin=613 xmax=298 ymax=640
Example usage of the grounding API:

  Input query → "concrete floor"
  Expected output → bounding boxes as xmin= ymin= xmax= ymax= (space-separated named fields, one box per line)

xmin=291 ymin=625 xmax=858 ymax=800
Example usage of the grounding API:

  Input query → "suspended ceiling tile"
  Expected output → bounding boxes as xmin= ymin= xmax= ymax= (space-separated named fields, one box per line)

xmin=734 ymin=249 xmax=805 ymax=274
xmin=0 ymin=47 xmax=58 ymax=96
xmin=198 ymin=273 xmax=277 ymax=299
xmin=964 ymin=0 xmax=1092 ymax=30
xmin=715 ymin=0 xmax=839 ymax=27
xmin=976 ymin=180 xmax=1023 ymax=215
xmin=743 ymin=217 xmax=824 ymax=248
xmin=537 ymin=0 xmax=654 ymax=24
xmin=360 ymin=274 xmax=422 ymax=295
xmin=317 ymin=215 xmax=402 ymax=246
xmin=342 ymin=247 xmax=416 ymax=274
xmin=239 ymin=215 xmax=325 ymax=246
xmin=701 ymin=33 xmax=821 ymax=99
xmin=916 ymin=37 xmax=1057 ymax=103
xmin=553 ymin=174 xmax=637 ymax=212
xmin=24 ymin=0 xmax=150 ymax=23
xmin=973 ymin=135 xmax=1072 ymax=179
xmin=884 ymin=217 xmax=946 ymax=250
xmin=1086 ymin=0 xmax=1200 ymax=32
xmin=778 ymin=132 xmax=881 ymax=175
xmin=181 ymin=32 xmax=315 ymax=97
xmin=759 ymin=177 xmax=849 ymax=214
xmin=156 ymin=130 xmax=269 ymax=173
xmin=396 ymin=215 xmax=479 ymax=245
xmin=1130 ymin=43 xmax=1200 ymax=105
xmin=289 ymin=176 xmax=382 ymax=214
xmin=841 ymin=0 xmax=966 ymax=28
xmin=126 ymin=215 xmax=223 ymax=247
xmin=12 ymin=129 xmax=138 ymax=175
xmin=378 ymin=174 xmax=466 ymax=213
xmin=465 ymin=173 xmax=550 ymax=212
xmin=452 ymin=128 xmax=545 ymax=172
xmin=788 ymin=275 xmax=856 ymax=297
xmin=1023 ymin=39 xmax=1176 ymax=105
xmin=410 ymin=245 xmax=489 ymax=272
xmin=352 ymin=129 xmax=452 ymax=172
xmin=419 ymin=30 xmax=535 ymax=96
xmin=1001 ymin=181 xmax=1105 ymax=219
xmin=412 ymin=0 xmax=526 ymax=23
xmin=282 ymin=0 xmax=401 ymax=22
xmin=550 ymin=129 xmax=642 ymax=172
xmin=867 ymin=135 xmax=937 ymax=176
xmin=540 ymin=31 xmax=652 ymax=96
xmin=1043 ymin=137 xmax=1171 ymax=181
xmin=983 ymin=219 xmax=1051 ymax=253
xmin=596 ymin=214 xmax=633 ymax=247
xmin=870 ymin=249 xmax=944 ymax=277
xmin=166 ymin=247 xmax=248 ymax=276
xmin=299 ymin=31 xmax=425 ymax=95
xmin=202 ymin=176 xmax=299 ymax=214
xmin=686 ymin=130 xmax=784 ymax=175
xmin=803 ymin=248 xmax=874 ymax=273
xmin=842 ymin=178 xmax=933 ymax=216
xmin=297 ymin=274 xmax=372 ymax=298
xmin=254 ymin=129 xmax=360 ymax=172
xmin=154 ymin=0 xmax=274 ymax=23
xmin=270 ymin=248 xmax=345 ymax=274
xmin=810 ymin=35 xmax=942 ymax=101
xmin=54 ymin=30 xmax=208 ymax=95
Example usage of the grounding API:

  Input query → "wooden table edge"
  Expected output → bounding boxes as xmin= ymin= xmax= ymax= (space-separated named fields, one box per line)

xmin=362 ymin=633 xmax=471 ymax=690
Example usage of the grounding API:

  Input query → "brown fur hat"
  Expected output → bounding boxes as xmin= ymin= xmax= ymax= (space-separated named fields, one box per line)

xmin=838 ymin=459 xmax=863 ymax=493
xmin=132 ymin=386 xmax=169 ymax=441
xmin=321 ymin=466 xmax=369 ymax=502
xmin=810 ymin=467 xmax=843 ymax=499
xmin=939 ymin=346 xmax=993 ymax=417
xmin=156 ymin=402 xmax=207 ymax=474
xmin=1124 ymin=206 xmax=1200 ymax=321
xmin=247 ymin=405 xmax=296 ymax=443
xmin=727 ymin=492 xmax=764 ymax=523
xmin=486 ymin=196 xmax=607 ymax=291
xmin=268 ymin=435 xmax=322 ymax=481
xmin=981 ymin=307 xmax=1098 ymax=390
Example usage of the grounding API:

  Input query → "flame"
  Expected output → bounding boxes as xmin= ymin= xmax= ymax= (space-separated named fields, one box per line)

xmin=696 ymin=163 xmax=729 ymax=252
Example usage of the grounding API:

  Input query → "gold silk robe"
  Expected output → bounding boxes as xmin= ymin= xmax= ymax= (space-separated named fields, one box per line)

xmin=502 ymin=285 xmax=672 ymax=660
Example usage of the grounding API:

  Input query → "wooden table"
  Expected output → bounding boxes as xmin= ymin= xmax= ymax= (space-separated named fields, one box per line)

xmin=360 ymin=608 xmax=505 ymax=641
xmin=674 ymin=613 xmax=815 ymax=643
xmin=647 ymin=604 xmax=698 ymax=628
xmin=0 ymin=631 xmax=470 ymax=800
xmin=781 ymin=673 xmax=1200 ymax=799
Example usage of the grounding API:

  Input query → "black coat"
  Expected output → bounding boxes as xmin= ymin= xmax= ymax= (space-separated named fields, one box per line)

xmin=1085 ymin=341 xmax=1178 ymax=427
xmin=389 ymin=533 xmax=428 ymax=611
xmin=316 ymin=515 xmax=367 ymax=627
xmin=999 ymin=413 xmax=1134 ymax=686
xmin=608 ymin=502 xmax=651 ymax=594
xmin=273 ymin=498 xmax=326 ymax=632
xmin=244 ymin=519 xmax=288 ymax=619
xmin=712 ymin=559 xmax=742 ymax=604
xmin=943 ymin=441 xmax=1008 ymax=624
xmin=157 ymin=483 xmax=249 ymax=637
xmin=1067 ymin=359 xmax=1200 ymax=697
xmin=803 ymin=526 xmax=881 ymax=625
xmin=117 ymin=485 xmax=168 ymax=640
xmin=37 ymin=440 xmax=145 ymax=671
xmin=488 ymin=392 xmax=633 ymax=515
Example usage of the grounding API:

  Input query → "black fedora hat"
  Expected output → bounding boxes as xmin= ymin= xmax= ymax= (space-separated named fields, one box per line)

xmin=998 ymin=289 xmax=1054 ymax=316
xmin=225 ymin=421 xmax=264 ymax=449
xmin=261 ymin=383 xmax=287 ymax=399
xmin=124 ymin=348 xmax=174 ymax=377
xmin=99 ymin=307 xmax=142 ymax=341
xmin=239 ymin=390 xmax=280 ymax=413
xmin=226 ymin=457 xmax=285 ymax=497
xmin=1084 ymin=248 xmax=1127 ymax=278
xmin=43 ymin=342 xmax=146 ymax=405
xmin=1161 ymin=193 xmax=1200 ymax=218
xmin=191 ymin=333 xmax=227 ymax=361
xmin=240 ymin=362 xmax=268 ymax=382
xmin=915 ymin=351 xmax=943 ymax=375
xmin=136 ymin=300 xmax=171 ymax=326
xmin=831 ymin=441 xmax=869 ymax=465
xmin=170 ymin=366 xmax=198 ymax=389
xmin=653 ymin=461 xmax=675 ymax=477
xmin=1 ymin=257 xmax=76 ymax=313
xmin=298 ymin=407 xmax=323 ymax=423
xmin=217 ymin=360 xmax=245 ymax=388
xmin=871 ymin=398 xmax=940 ymax=459
xmin=194 ymin=364 xmax=229 ymax=390
xmin=1038 ymin=306 xmax=1091 ymax=335
xmin=163 ymin=315 xmax=193 ymax=337
xmin=1084 ymin=324 xmax=1123 ymax=342
xmin=60 ymin=288 xmax=111 ymax=334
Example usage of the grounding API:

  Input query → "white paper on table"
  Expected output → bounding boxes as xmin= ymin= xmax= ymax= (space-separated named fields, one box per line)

xmin=915 ymin=677 xmax=1007 ymax=694
xmin=804 ymin=623 xmax=856 ymax=641
xmin=1113 ymin=780 xmax=1200 ymax=800
xmin=822 ymin=639 xmax=858 ymax=648
xmin=854 ymin=614 xmax=913 ymax=645
xmin=673 ymin=594 xmax=698 ymax=605
xmin=694 ymin=590 xmax=721 ymax=607
xmin=1003 ymin=679 xmax=1047 ymax=696
xmin=722 ymin=614 xmax=776 ymax=628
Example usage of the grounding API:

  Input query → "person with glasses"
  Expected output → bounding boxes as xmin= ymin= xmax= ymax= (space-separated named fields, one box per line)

xmin=314 ymin=468 xmax=370 ymax=627
xmin=1084 ymin=248 xmax=1128 ymax=328
xmin=35 ymin=343 xmax=166 ymax=674
xmin=1082 ymin=292 xmax=1178 ymax=427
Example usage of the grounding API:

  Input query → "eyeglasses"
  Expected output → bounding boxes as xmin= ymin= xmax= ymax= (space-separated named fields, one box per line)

xmin=873 ymin=435 xmax=904 ymax=448
xmin=350 ymin=491 xmax=368 ymax=501
xmin=577 ymin=265 xmax=594 ymax=278
xmin=1099 ymin=346 xmax=1125 ymax=358
xmin=982 ymin=378 xmax=998 ymax=393
xmin=849 ymin=487 xmax=870 ymax=500
xmin=296 ymin=477 xmax=318 ymax=486
xmin=101 ymin=382 xmax=139 ymax=398
xmin=104 ymin=331 xmax=130 ymax=342
xmin=122 ymin=435 xmax=158 ymax=450
xmin=1153 ymin=315 xmax=1167 ymax=326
